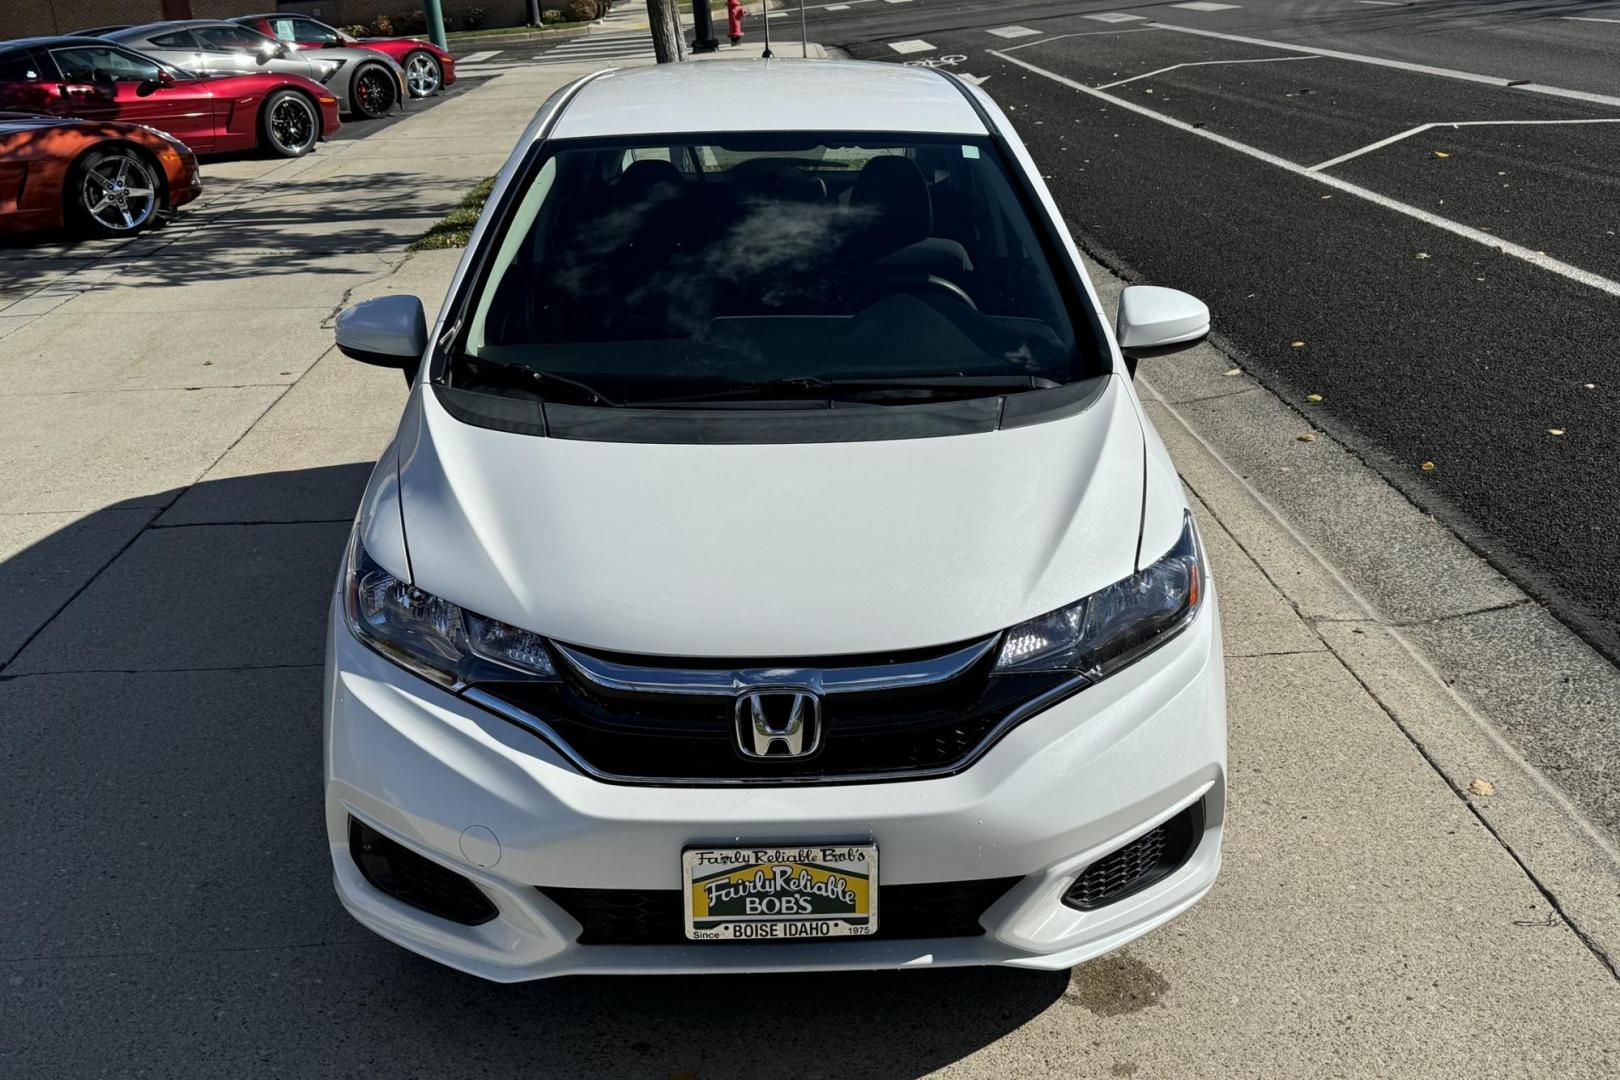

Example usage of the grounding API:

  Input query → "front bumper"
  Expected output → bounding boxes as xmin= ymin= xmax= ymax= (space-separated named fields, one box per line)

xmin=324 ymin=587 xmax=1227 ymax=982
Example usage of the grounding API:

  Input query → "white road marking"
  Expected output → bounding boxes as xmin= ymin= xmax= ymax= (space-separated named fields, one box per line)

xmin=1171 ymin=2 xmax=1242 ymax=10
xmin=1083 ymin=12 xmax=1149 ymax=22
xmin=1147 ymin=21 xmax=1620 ymax=106
xmin=960 ymin=73 xmax=991 ymax=85
xmin=1095 ymin=54 xmax=1318 ymax=90
xmin=1355 ymin=1 xmax=1406 ymax=6
xmin=825 ymin=3 xmax=851 ymax=8
xmin=988 ymin=47 xmax=1620 ymax=300
xmin=997 ymin=27 xmax=1157 ymax=52
xmin=884 ymin=0 xmax=914 ymax=4
xmin=987 ymin=26 xmax=1043 ymax=39
xmin=888 ymin=39 xmax=936 ymax=53
xmin=457 ymin=50 xmax=499 ymax=63
xmin=1309 ymin=117 xmax=1620 ymax=171
xmin=1562 ymin=15 xmax=1620 ymax=23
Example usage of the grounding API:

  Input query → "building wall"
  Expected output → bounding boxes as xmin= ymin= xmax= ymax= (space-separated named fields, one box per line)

xmin=2 ymin=0 xmax=535 ymax=37
xmin=2 ymin=0 xmax=170 ymax=37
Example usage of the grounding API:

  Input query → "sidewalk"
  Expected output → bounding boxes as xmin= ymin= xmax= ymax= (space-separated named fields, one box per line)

xmin=1 ymin=44 xmax=1618 ymax=1078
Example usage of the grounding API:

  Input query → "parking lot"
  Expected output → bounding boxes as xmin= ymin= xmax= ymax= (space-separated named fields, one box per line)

xmin=3 ymin=4 xmax=1620 ymax=1077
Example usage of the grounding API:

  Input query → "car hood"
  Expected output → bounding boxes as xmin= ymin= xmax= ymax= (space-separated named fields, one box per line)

xmin=394 ymin=379 xmax=1147 ymax=658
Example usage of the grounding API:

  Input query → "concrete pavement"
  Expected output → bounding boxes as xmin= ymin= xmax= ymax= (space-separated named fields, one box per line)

xmin=2 ymin=31 xmax=1618 ymax=1078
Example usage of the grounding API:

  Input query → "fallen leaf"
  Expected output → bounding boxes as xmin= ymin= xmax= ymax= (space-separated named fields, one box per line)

xmin=1415 ymin=252 xmax=1431 ymax=260
xmin=1291 ymin=340 xmax=1306 ymax=348
xmin=1548 ymin=428 xmax=1565 ymax=436
xmin=202 ymin=360 xmax=214 ymax=366
xmin=1468 ymin=778 xmax=1496 ymax=797
xmin=1433 ymin=150 xmax=1450 ymax=158
xmin=1306 ymin=393 xmax=1323 ymax=403
xmin=1421 ymin=461 xmax=1436 ymax=471
xmin=1222 ymin=367 xmax=1242 ymax=377
xmin=1296 ymin=433 xmax=1316 ymax=443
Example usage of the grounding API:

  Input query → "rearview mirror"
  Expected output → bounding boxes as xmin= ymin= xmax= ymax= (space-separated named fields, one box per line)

xmin=1115 ymin=285 xmax=1210 ymax=376
xmin=336 ymin=295 xmax=427 ymax=385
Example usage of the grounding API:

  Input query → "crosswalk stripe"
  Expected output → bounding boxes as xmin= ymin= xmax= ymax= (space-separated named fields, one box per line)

xmin=456 ymin=49 xmax=499 ymax=62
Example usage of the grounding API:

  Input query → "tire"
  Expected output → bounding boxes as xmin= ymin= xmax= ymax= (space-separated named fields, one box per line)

xmin=67 ymin=146 xmax=164 ymax=238
xmin=259 ymin=89 xmax=321 ymax=158
xmin=350 ymin=62 xmax=397 ymax=120
xmin=403 ymin=50 xmax=443 ymax=98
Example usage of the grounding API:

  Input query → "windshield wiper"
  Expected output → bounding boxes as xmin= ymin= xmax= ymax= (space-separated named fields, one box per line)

xmin=639 ymin=374 xmax=1060 ymax=406
xmin=460 ymin=359 xmax=619 ymax=406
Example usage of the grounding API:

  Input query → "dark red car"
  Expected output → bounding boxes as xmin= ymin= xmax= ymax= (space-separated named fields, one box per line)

xmin=0 ymin=111 xmax=201 ymax=236
xmin=0 ymin=37 xmax=341 ymax=158
xmin=233 ymin=13 xmax=455 ymax=99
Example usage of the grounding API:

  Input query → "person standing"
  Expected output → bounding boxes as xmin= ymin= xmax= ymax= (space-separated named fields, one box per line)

xmin=726 ymin=0 xmax=746 ymax=46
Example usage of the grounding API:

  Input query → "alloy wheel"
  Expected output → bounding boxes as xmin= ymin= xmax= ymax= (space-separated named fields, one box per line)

xmin=354 ymin=67 xmax=395 ymax=118
xmin=269 ymin=94 xmax=318 ymax=155
xmin=81 ymin=153 xmax=158 ymax=233
xmin=406 ymin=53 xmax=442 ymax=97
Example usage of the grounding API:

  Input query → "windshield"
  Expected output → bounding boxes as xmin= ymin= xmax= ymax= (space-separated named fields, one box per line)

xmin=452 ymin=132 xmax=1097 ymax=406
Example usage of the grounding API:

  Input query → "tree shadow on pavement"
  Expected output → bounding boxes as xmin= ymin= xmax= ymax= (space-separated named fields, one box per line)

xmin=0 ymin=464 xmax=1071 ymax=1078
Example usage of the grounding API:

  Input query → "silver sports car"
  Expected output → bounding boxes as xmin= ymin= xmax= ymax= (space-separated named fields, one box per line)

xmin=104 ymin=20 xmax=406 ymax=120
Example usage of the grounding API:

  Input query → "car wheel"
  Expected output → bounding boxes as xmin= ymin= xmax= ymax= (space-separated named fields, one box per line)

xmin=351 ymin=62 xmax=397 ymax=119
xmin=260 ymin=89 xmax=320 ymax=158
xmin=68 ymin=146 xmax=163 ymax=238
xmin=404 ymin=50 xmax=443 ymax=97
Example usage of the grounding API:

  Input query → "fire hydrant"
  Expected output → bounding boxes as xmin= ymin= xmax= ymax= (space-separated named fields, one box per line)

xmin=726 ymin=0 xmax=746 ymax=45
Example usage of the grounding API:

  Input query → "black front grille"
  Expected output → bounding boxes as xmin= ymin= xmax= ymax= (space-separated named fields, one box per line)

xmin=472 ymin=640 xmax=1075 ymax=783
xmin=541 ymin=878 xmax=1022 ymax=945
xmin=1063 ymin=802 xmax=1204 ymax=911
xmin=349 ymin=818 xmax=498 ymax=926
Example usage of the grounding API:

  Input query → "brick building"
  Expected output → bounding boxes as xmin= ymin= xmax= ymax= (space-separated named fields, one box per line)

xmin=2 ymin=0 xmax=531 ymax=37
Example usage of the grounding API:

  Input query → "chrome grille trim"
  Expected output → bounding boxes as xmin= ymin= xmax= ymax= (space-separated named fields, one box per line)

xmin=551 ymin=635 xmax=1000 ymax=697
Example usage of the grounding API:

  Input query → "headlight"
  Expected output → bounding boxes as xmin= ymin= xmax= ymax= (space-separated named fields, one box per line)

xmin=343 ymin=531 xmax=557 ymax=686
xmin=994 ymin=512 xmax=1204 ymax=678
xmin=311 ymin=57 xmax=346 ymax=83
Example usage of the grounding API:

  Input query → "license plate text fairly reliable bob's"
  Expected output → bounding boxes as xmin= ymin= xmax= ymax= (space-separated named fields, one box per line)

xmin=683 ymin=845 xmax=877 ymax=941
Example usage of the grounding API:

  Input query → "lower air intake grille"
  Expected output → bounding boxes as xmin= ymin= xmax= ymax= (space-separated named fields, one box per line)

xmin=1063 ymin=801 xmax=1204 ymax=912
xmin=540 ymin=878 xmax=1022 ymax=945
xmin=349 ymin=818 xmax=498 ymax=926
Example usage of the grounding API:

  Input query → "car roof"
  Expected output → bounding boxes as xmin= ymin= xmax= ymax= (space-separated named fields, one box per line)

xmin=106 ymin=20 xmax=234 ymax=37
xmin=1 ymin=36 xmax=119 ymax=50
xmin=547 ymin=61 xmax=988 ymax=140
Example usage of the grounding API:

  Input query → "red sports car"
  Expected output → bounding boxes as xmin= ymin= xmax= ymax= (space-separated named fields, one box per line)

xmin=0 ymin=37 xmax=341 ymax=158
xmin=233 ymin=13 xmax=455 ymax=99
xmin=0 ymin=111 xmax=201 ymax=236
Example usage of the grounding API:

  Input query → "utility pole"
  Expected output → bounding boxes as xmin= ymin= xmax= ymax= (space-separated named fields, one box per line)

xmin=422 ymin=0 xmax=449 ymax=51
xmin=690 ymin=0 xmax=719 ymax=53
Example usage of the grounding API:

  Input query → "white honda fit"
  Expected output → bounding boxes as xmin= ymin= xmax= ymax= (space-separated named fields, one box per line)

xmin=327 ymin=60 xmax=1225 ymax=981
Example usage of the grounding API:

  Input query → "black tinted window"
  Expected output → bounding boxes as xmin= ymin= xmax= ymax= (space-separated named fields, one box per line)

xmin=0 ymin=52 xmax=41 ymax=81
xmin=196 ymin=25 xmax=273 ymax=50
xmin=149 ymin=30 xmax=201 ymax=49
xmin=51 ymin=46 xmax=162 ymax=83
xmin=459 ymin=133 xmax=1092 ymax=400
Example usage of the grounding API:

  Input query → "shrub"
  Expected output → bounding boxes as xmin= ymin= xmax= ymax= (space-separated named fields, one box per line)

xmin=341 ymin=23 xmax=369 ymax=37
xmin=370 ymin=14 xmax=393 ymax=35
xmin=562 ymin=0 xmax=605 ymax=21
xmin=392 ymin=10 xmax=428 ymax=34
xmin=541 ymin=8 xmax=566 ymax=23
xmin=463 ymin=6 xmax=487 ymax=29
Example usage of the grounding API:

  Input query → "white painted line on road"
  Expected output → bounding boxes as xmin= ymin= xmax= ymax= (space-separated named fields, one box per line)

xmin=997 ymin=27 xmax=1157 ymax=53
xmin=1095 ymin=54 xmax=1318 ymax=90
xmin=884 ymin=0 xmax=914 ymax=4
xmin=1148 ymin=21 xmax=1620 ymax=106
xmin=1355 ymin=1 xmax=1406 ymax=6
xmin=1562 ymin=15 xmax=1620 ymax=23
xmin=960 ymin=73 xmax=991 ymax=85
xmin=888 ymin=39 xmax=936 ymax=53
xmin=825 ymin=3 xmax=851 ymax=8
xmin=1171 ymin=2 xmax=1242 ymax=10
xmin=988 ymin=47 xmax=1620 ymax=300
xmin=457 ymin=50 xmax=499 ymax=63
xmin=1309 ymin=117 xmax=1620 ymax=171
xmin=987 ymin=26 xmax=1043 ymax=39
xmin=1084 ymin=12 xmax=1149 ymax=22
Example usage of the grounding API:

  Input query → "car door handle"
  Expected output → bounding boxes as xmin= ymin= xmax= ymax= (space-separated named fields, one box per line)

xmin=63 ymin=86 xmax=92 ymax=95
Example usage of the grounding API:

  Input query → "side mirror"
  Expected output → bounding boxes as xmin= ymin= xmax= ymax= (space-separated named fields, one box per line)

xmin=135 ymin=70 xmax=173 ymax=96
xmin=336 ymin=295 xmax=427 ymax=385
xmin=1115 ymin=285 xmax=1210 ymax=377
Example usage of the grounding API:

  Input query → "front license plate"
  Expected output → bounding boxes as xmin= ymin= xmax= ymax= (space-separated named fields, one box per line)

xmin=683 ymin=844 xmax=878 ymax=941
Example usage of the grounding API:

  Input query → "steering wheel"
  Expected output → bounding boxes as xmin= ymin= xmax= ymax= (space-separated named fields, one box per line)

xmin=843 ymin=274 xmax=978 ymax=314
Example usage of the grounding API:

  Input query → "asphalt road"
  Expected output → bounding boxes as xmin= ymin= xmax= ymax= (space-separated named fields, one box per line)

xmin=801 ymin=0 xmax=1620 ymax=663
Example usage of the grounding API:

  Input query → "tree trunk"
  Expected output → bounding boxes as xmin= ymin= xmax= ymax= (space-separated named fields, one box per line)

xmin=648 ymin=0 xmax=688 ymax=63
